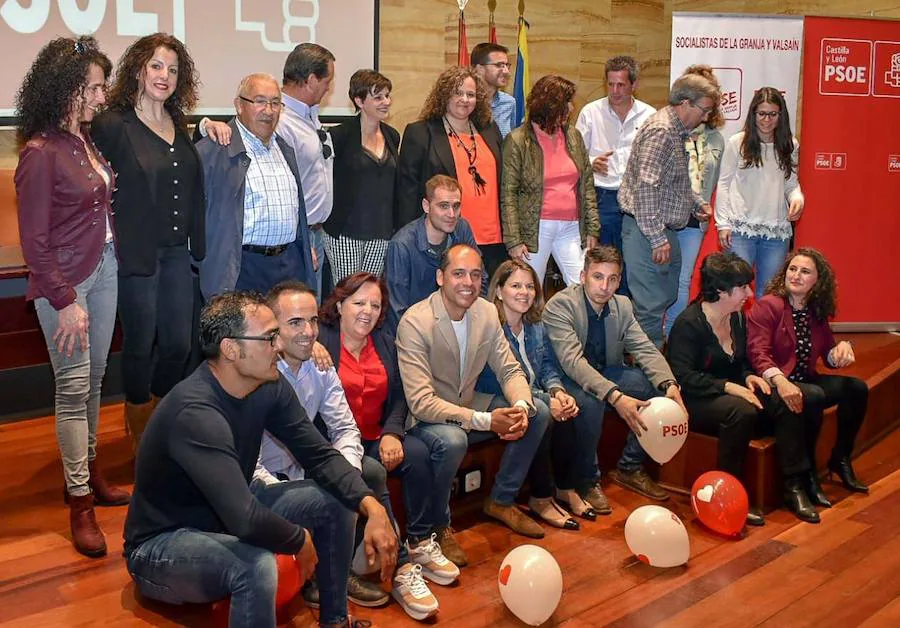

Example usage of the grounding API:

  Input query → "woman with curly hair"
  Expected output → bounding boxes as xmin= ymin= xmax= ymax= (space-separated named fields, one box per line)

xmin=664 ymin=64 xmax=726 ymax=337
xmin=15 ymin=36 xmax=129 ymax=558
xmin=90 ymin=33 xmax=206 ymax=450
xmin=716 ymin=87 xmax=804 ymax=298
xmin=396 ymin=66 xmax=506 ymax=278
xmin=748 ymin=248 xmax=869 ymax=510
xmin=500 ymin=75 xmax=599 ymax=286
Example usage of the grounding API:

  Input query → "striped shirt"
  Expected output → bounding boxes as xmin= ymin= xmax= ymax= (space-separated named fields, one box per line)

xmin=491 ymin=90 xmax=517 ymax=138
xmin=617 ymin=106 xmax=704 ymax=248
xmin=236 ymin=119 xmax=300 ymax=247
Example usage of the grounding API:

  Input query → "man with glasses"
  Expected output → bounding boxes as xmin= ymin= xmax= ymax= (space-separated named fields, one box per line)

xmin=124 ymin=291 xmax=397 ymax=628
xmin=278 ymin=43 xmax=337 ymax=301
xmin=471 ymin=42 xmax=516 ymax=137
xmin=197 ymin=73 xmax=315 ymax=301
xmin=617 ymin=73 xmax=719 ymax=347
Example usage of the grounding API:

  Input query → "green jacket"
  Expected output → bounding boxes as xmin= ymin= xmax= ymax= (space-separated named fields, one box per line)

xmin=500 ymin=122 xmax=600 ymax=253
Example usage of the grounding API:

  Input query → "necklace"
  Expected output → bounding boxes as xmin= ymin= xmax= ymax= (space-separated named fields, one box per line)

xmin=443 ymin=116 xmax=486 ymax=195
xmin=136 ymin=106 xmax=172 ymax=135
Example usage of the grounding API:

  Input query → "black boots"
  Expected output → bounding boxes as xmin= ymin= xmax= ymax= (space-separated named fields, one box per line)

xmin=784 ymin=476 xmax=820 ymax=523
xmin=828 ymin=456 xmax=869 ymax=493
xmin=804 ymin=471 xmax=833 ymax=508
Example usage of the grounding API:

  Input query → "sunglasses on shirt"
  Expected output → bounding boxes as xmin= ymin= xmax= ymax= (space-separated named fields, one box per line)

xmin=316 ymin=129 xmax=333 ymax=160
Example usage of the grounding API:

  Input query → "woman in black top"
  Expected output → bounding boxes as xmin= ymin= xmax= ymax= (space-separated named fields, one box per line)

xmin=323 ymin=70 xmax=400 ymax=282
xmin=91 ymin=33 xmax=205 ymax=450
xmin=667 ymin=252 xmax=820 ymax=524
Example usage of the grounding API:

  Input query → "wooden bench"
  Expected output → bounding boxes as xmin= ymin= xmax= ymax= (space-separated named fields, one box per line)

xmin=0 ymin=169 xmax=26 ymax=279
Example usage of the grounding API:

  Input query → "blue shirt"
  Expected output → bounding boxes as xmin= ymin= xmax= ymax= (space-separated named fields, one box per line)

xmin=492 ymin=91 xmax=517 ymax=138
xmin=278 ymin=93 xmax=334 ymax=224
xmin=384 ymin=216 xmax=481 ymax=332
xmin=258 ymin=359 xmax=363 ymax=481
xmin=583 ymin=291 xmax=611 ymax=372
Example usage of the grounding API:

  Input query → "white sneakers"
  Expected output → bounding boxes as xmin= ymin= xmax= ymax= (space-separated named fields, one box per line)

xmin=407 ymin=533 xmax=461 ymax=585
xmin=392 ymin=563 xmax=439 ymax=621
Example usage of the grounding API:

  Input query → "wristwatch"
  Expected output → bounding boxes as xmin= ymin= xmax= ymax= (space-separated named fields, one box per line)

xmin=657 ymin=379 xmax=678 ymax=393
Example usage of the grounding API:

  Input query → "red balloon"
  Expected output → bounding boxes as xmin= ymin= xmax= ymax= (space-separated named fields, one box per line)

xmin=690 ymin=471 xmax=749 ymax=537
xmin=210 ymin=553 xmax=304 ymax=626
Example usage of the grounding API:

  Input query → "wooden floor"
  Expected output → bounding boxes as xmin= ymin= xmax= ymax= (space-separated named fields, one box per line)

xmin=3 ymin=335 xmax=900 ymax=627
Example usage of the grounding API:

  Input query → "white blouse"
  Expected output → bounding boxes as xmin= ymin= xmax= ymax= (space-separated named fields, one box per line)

xmin=715 ymin=131 xmax=804 ymax=241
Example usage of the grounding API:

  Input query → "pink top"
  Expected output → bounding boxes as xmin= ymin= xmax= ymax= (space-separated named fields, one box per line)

xmin=534 ymin=123 xmax=579 ymax=221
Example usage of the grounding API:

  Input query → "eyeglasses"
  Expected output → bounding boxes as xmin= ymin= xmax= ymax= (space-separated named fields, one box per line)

xmin=690 ymin=101 xmax=715 ymax=115
xmin=755 ymin=111 xmax=780 ymax=119
xmin=316 ymin=128 xmax=333 ymax=159
xmin=238 ymin=95 xmax=285 ymax=110
xmin=480 ymin=62 xmax=511 ymax=70
xmin=226 ymin=329 xmax=280 ymax=347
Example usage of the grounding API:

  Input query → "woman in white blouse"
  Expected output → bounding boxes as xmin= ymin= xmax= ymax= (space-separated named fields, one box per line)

xmin=715 ymin=87 xmax=804 ymax=298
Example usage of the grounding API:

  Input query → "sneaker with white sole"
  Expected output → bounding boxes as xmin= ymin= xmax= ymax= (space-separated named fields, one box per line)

xmin=407 ymin=533 xmax=460 ymax=585
xmin=391 ymin=563 xmax=439 ymax=621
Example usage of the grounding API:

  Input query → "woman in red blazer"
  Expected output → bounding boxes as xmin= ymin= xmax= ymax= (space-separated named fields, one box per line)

xmin=15 ymin=37 xmax=129 ymax=559
xmin=747 ymin=248 xmax=869 ymax=508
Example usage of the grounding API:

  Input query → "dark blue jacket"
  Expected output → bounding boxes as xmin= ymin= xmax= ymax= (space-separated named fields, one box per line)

xmin=477 ymin=320 xmax=565 ymax=397
xmin=196 ymin=119 xmax=314 ymax=299
xmin=384 ymin=215 xmax=481 ymax=332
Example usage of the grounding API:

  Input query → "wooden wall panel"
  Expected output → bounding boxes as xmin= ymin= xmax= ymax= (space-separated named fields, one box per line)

xmin=2 ymin=0 xmax=899 ymax=169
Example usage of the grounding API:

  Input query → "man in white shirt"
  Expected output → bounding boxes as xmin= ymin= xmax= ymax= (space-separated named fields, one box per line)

xmin=278 ymin=43 xmax=336 ymax=301
xmin=257 ymin=280 xmax=440 ymax=620
xmin=576 ymin=56 xmax=656 ymax=295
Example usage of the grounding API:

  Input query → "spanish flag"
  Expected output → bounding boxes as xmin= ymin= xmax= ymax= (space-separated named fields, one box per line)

xmin=513 ymin=16 xmax=530 ymax=125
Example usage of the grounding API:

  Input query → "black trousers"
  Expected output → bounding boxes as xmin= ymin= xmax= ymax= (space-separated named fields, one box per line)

xmin=798 ymin=374 xmax=868 ymax=463
xmin=118 ymin=246 xmax=194 ymax=404
xmin=686 ymin=389 xmax=815 ymax=478
xmin=479 ymin=243 xmax=509 ymax=284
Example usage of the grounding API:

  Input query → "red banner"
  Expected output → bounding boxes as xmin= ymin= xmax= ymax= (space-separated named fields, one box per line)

xmin=797 ymin=16 xmax=900 ymax=326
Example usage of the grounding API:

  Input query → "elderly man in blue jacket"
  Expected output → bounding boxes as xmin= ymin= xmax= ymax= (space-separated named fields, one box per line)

xmin=197 ymin=73 xmax=315 ymax=300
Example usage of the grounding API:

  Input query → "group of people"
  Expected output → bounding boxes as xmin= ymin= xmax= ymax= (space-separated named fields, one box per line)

xmin=13 ymin=30 xmax=871 ymax=628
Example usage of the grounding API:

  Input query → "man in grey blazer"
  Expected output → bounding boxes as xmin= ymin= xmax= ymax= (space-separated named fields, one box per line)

xmin=197 ymin=73 xmax=315 ymax=300
xmin=396 ymin=244 xmax=549 ymax=566
xmin=544 ymin=245 xmax=686 ymax=506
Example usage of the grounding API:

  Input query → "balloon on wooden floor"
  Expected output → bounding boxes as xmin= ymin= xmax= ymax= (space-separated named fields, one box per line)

xmin=624 ymin=505 xmax=690 ymax=567
xmin=636 ymin=396 xmax=689 ymax=463
xmin=498 ymin=544 xmax=563 ymax=626
xmin=691 ymin=470 xmax=750 ymax=537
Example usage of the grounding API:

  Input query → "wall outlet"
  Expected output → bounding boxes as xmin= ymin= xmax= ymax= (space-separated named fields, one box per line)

xmin=464 ymin=469 xmax=482 ymax=493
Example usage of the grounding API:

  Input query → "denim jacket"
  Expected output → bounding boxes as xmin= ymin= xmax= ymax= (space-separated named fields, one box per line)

xmin=477 ymin=320 xmax=564 ymax=397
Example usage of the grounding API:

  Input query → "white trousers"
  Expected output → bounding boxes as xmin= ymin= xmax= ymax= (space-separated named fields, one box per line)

xmin=526 ymin=219 xmax=584 ymax=287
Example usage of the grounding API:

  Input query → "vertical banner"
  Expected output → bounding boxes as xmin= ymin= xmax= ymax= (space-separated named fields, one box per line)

xmin=670 ymin=13 xmax=804 ymax=300
xmin=797 ymin=17 xmax=900 ymax=328
xmin=671 ymin=13 xmax=804 ymax=139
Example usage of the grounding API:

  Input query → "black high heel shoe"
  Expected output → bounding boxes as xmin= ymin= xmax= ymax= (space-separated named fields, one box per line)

xmin=804 ymin=471 xmax=833 ymax=508
xmin=828 ymin=457 xmax=869 ymax=493
xmin=784 ymin=477 xmax=820 ymax=523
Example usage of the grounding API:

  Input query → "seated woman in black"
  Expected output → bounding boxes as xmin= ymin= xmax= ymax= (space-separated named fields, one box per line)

xmin=667 ymin=252 xmax=819 ymax=525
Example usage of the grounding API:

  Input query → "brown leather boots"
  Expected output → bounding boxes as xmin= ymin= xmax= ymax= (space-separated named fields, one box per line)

xmin=65 ymin=458 xmax=130 ymax=557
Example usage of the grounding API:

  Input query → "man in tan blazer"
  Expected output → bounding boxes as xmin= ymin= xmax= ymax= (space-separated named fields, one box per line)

xmin=397 ymin=244 xmax=549 ymax=566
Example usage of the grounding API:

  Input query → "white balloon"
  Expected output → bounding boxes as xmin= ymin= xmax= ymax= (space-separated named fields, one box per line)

xmin=624 ymin=505 xmax=690 ymax=568
xmin=636 ymin=396 xmax=689 ymax=463
xmin=498 ymin=544 xmax=563 ymax=626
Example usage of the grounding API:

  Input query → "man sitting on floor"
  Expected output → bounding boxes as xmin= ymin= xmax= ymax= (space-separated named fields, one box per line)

xmin=123 ymin=291 xmax=396 ymax=628
xmin=396 ymin=243 xmax=550 ymax=566
xmin=256 ymin=281 xmax=439 ymax=620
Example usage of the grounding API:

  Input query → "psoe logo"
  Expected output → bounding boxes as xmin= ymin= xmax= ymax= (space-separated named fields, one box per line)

xmin=814 ymin=153 xmax=833 ymax=169
xmin=886 ymin=53 xmax=900 ymax=87
xmin=889 ymin=155 xmax=900 ymax=173
xmin=874 ymin=42 xmax=900 ymax=97
xmin=713 ymin=67 xmax=743 ymax=120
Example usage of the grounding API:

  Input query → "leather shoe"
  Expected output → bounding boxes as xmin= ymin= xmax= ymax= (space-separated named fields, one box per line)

xmin=581 ymin=482 xmax=612 ymax=515
xmin=805 ymin=470 xmax=833 ymax=508
xmin=555 ymin=488 xmax=597 ymax=520
xmin=828 ymin=456 xmax=869 ymax=493
xmin=609 ymin=468 xmax=670 ymax=501
xmin=745 ymin=508 xmax=765 ymax=527
xmin=483 ymin=498 xmax=545 ymax=538
xmin=347 ymin=574 xmax=389 ymax=607
xmin=68 ymin=492 xmax=107 ymax=557
xmin=433 ymin=526 xmax=468 ymax=567
xmin=527 ymin=496 xmax=579 ymax=530
xmin=784 ymin=477 xmax=820 ymax=523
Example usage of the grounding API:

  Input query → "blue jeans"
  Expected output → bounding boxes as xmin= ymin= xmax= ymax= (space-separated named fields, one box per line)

xmin=118 ymin=245 xmax=194 ymax=403
xmin=125 ymin=480 xmax=357 ymax=627
xmin=665 ymin=226 xmax=704 ymax=337
xmin=729 ymin=234 xmax=789 ymax=299
xmin=358 ymin=447 xmax=409 ymax=565
xmin=595 ymin=186 xmax=629 ymax=296
xmin=34 ymin=243 xmax=118 ymax=496
xmin=404 ymin=422 xmax=469 ymax=535
xmin=621 ymin=214 xmax=680 ymax=348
